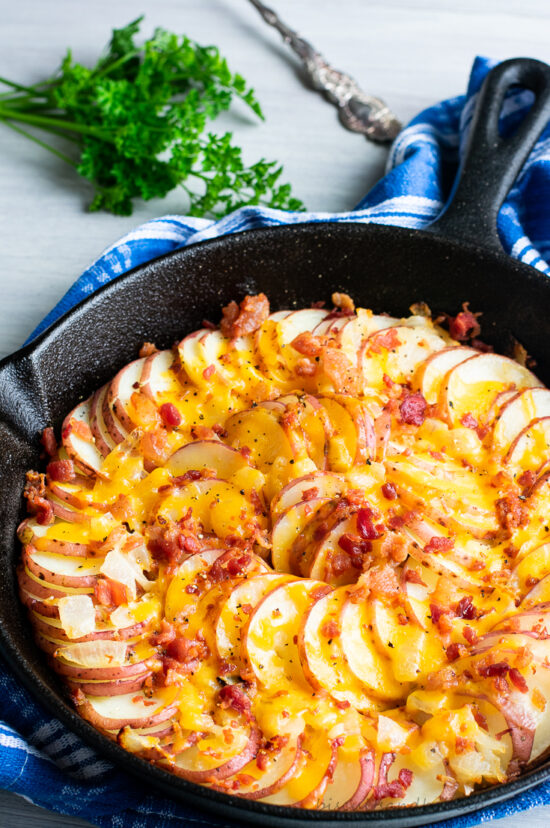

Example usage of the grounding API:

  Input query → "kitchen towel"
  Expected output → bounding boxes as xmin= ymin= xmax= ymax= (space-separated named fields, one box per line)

xmin=3 ymin=55 xmax=550 ymax=828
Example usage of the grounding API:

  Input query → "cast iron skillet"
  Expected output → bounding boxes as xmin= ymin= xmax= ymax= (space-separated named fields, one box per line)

xmin=1 ymin=58 xmax=550 ymax=828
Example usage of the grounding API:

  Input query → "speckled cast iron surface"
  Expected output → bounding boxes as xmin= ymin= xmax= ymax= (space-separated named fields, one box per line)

xmin=1 ymin=221 xmax=550 ymax=827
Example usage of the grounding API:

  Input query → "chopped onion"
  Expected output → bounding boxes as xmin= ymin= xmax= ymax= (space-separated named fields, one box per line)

xmin=100 ymin=549 xmax=138 ymax=599
xmin=57 ymin=639 xmax=127 ymax=667
xmin=377 ymin=714 xmax=410 ymax=751
xmin=58 ymin=595 xmax=96 ymax=639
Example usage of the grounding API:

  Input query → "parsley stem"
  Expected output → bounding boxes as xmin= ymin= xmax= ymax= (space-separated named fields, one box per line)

xmin=1 ymin=118 xmax=76 ymax=165
xmin=0 ymin=105 xmax=107 ymax=139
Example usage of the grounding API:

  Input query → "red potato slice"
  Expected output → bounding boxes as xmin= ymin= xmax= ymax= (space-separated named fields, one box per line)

xmin=212 ymin=732 xmax=305 ymax=799
xmin=18 ymin=518 xmax=90 ymax=557
xmin=107 ymin=357 xmax=147 ymax=433
xmin=18 ymin=566 xmax=94 ymax=600
xmin=66 ymin=673 xmax=151 ymax=697
xmin=318 ymin=396 xmax=358 ymax=471
xmin=271 ymin=497 xmax=333 ymax=572
xmin=156 ymin=477 xmax=262 ymax=541
xmin=140 ymin=348 xmax=178 ymax=401
xmin=178 ymin=329 xmax=233 ymax=388
xmin=274 ymin=308 xmax=328 ymax=366
xmin=29 ymin=610 xmax=146 ymax=643
xmin=259 ymin=729 xmax=335 ymax=807
xmin=325 ymin=393 xmax=376 ymax=464
xmin=46 ymin=479 xmax=94 ymax=511
xmin=62 ymin=398 xmax=104 ymax=476
xmin=214 ymin=572 xmax=295 ymax=668
xmin=164 ymin=547 xmax=226 ymax=622
xmin=504 ymin=416 xmax=550 ymax=480
xmin=242 ymin=579 xmax=329 ymax=689
xmin=369 ymin=598 xmax=446 ymax=683
xmin=361 ymin=325 xmax=447 ymax=388
xmin=311 ymin=313 xmax=349 ymax=337
xmin=23 ymin=547 xmax=102 ymax=588
xmin=339 ymin=598 xmax=406 ymax=701
xmin=493 ymin=388 xmax=550 ymax=455
xmin=336 ymin=311 xmax=381 ymax=370
xmin=166 ymin=723 xmax=261 ymax=783
xmin=254 ymin=310 xmax=293 ymax=385
xmin=270 ymin=471 xmax=345 ymax=518
xmin=512 ymin=543 xmax=550 ymax=595
xmin=522 ymin=574 xmax=550 ymax=607
xmin=440 ymin=352 xmax=543 ymax=426
xmin=271 ymin=393 xmax=331 ymax=469
xmin=76 ymin=688 xmax=180 ymax=732
xmin=377 ymin=749 xmax=448 ymax=807
xmin=307 ymin=515 xmax=359 ymax=586
xmin=90 ymin=384 xmax=116 ymax=458
xmin=298 ymin=585 xmax=379 ymax=710
xmin=166 ymin=440 xmax=249 ymax=480
xmin=414 ymin=346 xmax=477 ymax=405
xmin=329 ymin=747 xmax=375 ymax=810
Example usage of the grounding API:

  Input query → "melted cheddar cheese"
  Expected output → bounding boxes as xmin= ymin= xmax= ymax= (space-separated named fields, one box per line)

xmin=18 ymin=295 xmax=550 ymax=809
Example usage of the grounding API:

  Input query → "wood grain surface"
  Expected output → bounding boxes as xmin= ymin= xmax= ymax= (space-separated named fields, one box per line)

xmin=1 ymin=1 xmax=550 ymax=826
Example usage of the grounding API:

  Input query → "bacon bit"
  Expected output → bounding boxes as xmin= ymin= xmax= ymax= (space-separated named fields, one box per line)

xmin=495 ymin=492 xmax=528 ymax=534
xmin=380 ymin=532 xmax=408 ymax=564
xmin=370 ymin=328 xmax=401 ymax=354
xmin=70 ymin=418 xmax=93 ymax=441
xmin=472 ymin=708 xmax=489 ymax=731
xmin=150 ymin=619 xmax=176 ymax=647
xmin=387 ymin=514 xmax=404 ymax=531
xmin=463 ymin=626 xmax=479 ymax=645
xmin=147 ymin=513 xmax=201 ymax=565
xmin=430 ymin=603 xmax=446 ymax=624
xmin=185 ymin=583 xmax=199 ymax=595
xmin=166 ymin=636 xmax=208 ymax=665
xmin=397 ymin=613 xmax=408 ymax=625
xmin=110 ymin=494 xmax=135 ymax=523
xmin=479 ymin=661 xmax=509 ymax=678
xmin=139 ymin=341 xmax=158 ymax=358
xmin=212 ymin=424 xmax=228 ymax=439
xmin=291 ymin=331 xmax=323 ymax=357
xmin=94 ymin=577 xmax=130 ymax=607
xmin=330 ymin=551 xmax=354 ymax=575
xmin=209 ymin=550 xmax=252 ymax=583
xmin=295 ymin=358 xmax=317 ymax=377
xmin=455 ymin=736 xmax=474 ymax=754
xmin=357 ymin=506 xmax=383 ymax=540
xmin=426 ymin=666 xmax=458 ymax=690
xmin=509 ymin=667 xmax=529 ymax=693
xmin=23 ymin=471 xmax=54 ymax=524
xmin=130 ymin=392 xmax=161 ymax=428
xmin=220 ymin=293 xmax=269 ymax=339
xmin=455 ymin=596 xmax=476 ymax=620
xmin=40 ymin=426 xmax=57 ymax=457
xmin=381 ymin=482 xmax=397 ymax=501
xmin=373 ymin=757 xmax=413 ymax=801
xmin=448 ymin=306 xmax=481 ymax=342
xmin=320 ymin=347 xmax=360 ymax=395
xmin=321 ymin=619 xmax=340 ymax=639
xmin=424 ymin=536 xmax=454 ymax=554
xmin=218 ymin=684 xmax=252 ymax=720
xmin=159 ymin=402 xmax=181 ymax=428
xmin=140 ymin=428 xmax=169 ymax=467
xmin=301 ymin=486 xmax=320 ymax=502
xmin=446 ymin=643 xmax=466 ymax=662
xmin=518 ymin=469 xmax=537 ymax=491
xmin=460 ymin=413 xmax=478 ymax=430
xmin=399 ymin=392 xmax=427 ymax=426
xmin=404 ymin=568 xmax=424 ymax=585
xmin=338 ymin=534 xmax=372 ymax=568
xmin=331 ymin=292 xmax=355 ymax=313
xmin=46 ymin=458 xmax=76 ymax=483
xmin=202 ymin=364 xmax=215 ymax=381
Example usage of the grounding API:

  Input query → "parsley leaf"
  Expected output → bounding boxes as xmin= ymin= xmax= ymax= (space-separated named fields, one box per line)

xmin=0 ymin=17 xmax=304 ymax=217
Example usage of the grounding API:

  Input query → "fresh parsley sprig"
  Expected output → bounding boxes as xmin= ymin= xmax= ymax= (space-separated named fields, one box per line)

xmin=0 ymin=17 xmax=304 ymax=217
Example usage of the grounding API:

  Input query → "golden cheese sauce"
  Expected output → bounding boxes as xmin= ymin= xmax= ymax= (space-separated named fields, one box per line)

xmin=18 ymin=294 xmax=550 ymax=809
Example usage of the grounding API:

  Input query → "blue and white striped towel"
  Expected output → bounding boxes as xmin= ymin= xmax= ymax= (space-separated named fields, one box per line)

xmin=4 ymin=56 xmax=550 ymax=828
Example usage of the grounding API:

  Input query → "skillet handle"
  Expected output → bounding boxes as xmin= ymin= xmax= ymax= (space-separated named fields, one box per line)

xmin=429 ymin=57 xmax=550 ymax=251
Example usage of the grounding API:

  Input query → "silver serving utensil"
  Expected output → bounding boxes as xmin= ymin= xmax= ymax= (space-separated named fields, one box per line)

xmin=247 ymin=0 xmax=402 ymax=143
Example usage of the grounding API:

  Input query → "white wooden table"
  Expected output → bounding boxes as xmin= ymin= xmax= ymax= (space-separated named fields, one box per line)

xmin=1 ymin=0 xmax=550 ymax=825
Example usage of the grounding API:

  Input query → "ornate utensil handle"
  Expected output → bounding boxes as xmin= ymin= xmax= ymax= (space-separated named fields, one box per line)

xmin=247 ymin=0 xmax=402 ymax=143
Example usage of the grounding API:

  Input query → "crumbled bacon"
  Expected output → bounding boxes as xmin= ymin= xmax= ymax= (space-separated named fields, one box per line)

xmin=373 ymin=754 xmax=413 ymax=801
xmin=140 ymin=428 xmax=169 ymax=466
xmin=448 ymin=306 xmax=481 ymax=341
xmin=94 ymin=577 xmax=130 ymax=607
xmin=150 ymin=619 xmax=176 ymax=647
xmin=40 ymin=426 xmax=57 ymax=457
xmin=209 ymin=550 xmax=252 ymax=583
xmin=291 ymin=331 xmax=323 ymax=357
xmin=455 ymin=595 xmax=476 ymax=620
xmin=446 ymin=643 xmax=466 ymax=662
xmin=147 ymin=514 xmax=202 ymax=565
xmin=321 ymin=619 xmax=340 ymax=639
xmin=331 ymin=292 xmax=355 ymax=314
xmin=202 ymin=364 xmax=215 ymax=381
xmin=460 ymin=413 xmax=478 ymax=430
xmin=381 ymin=482 xmax=397 ymax=501
xmin=166 ymin=636 xmax=208 ymax=665
xmin=495 ymin=492 xmax=528 ymax=534
xmin=356 ymin=506 xmax=383 ymax=540
xmin=399 ymin=392 xmax=427 ymax=426
xmin=220 ymin=293 xmax=269 ymax=339
xmin=518 ymin=469 xmax=536 ymax=491
xmin=509 ymin=667 xmax=529 ymax=693
xmin=404 ymin=568 xmax=424 ymax=585
xmin=424 ymin=536 xmax=454 ymax=554
xmin=139 ymin=341 xmax=158 ymax=358
xmin=69 ymin=418 xmax=93 ymax=441
xmin=159 ymin=403 xmax=181 ymax=428
xmin=302 ymin=487 xmax=319 ymax=502
xmin=218 ymin=684 xmax=252 ymax=720
xmin=46 ymin=459 xmax=75 ymax=483
xmin=463 ymin=626 xmax=479 ymax=645
xmin=479 ymin=661 xmax=509 ymax=678
xmin=337 ymin=534 xmax=372 ymax=569
xmin=429 ymin=603 xmax=447 ymax=624
xmin=23 ymin=471 xmax=54 ymax=524
xmin=369 ymin=328 xmax=401 ymax=354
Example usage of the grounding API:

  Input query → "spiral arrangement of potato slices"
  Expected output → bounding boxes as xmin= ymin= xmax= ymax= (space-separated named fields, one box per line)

xmin=18 ymin=294 xmax=550 ymax=809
